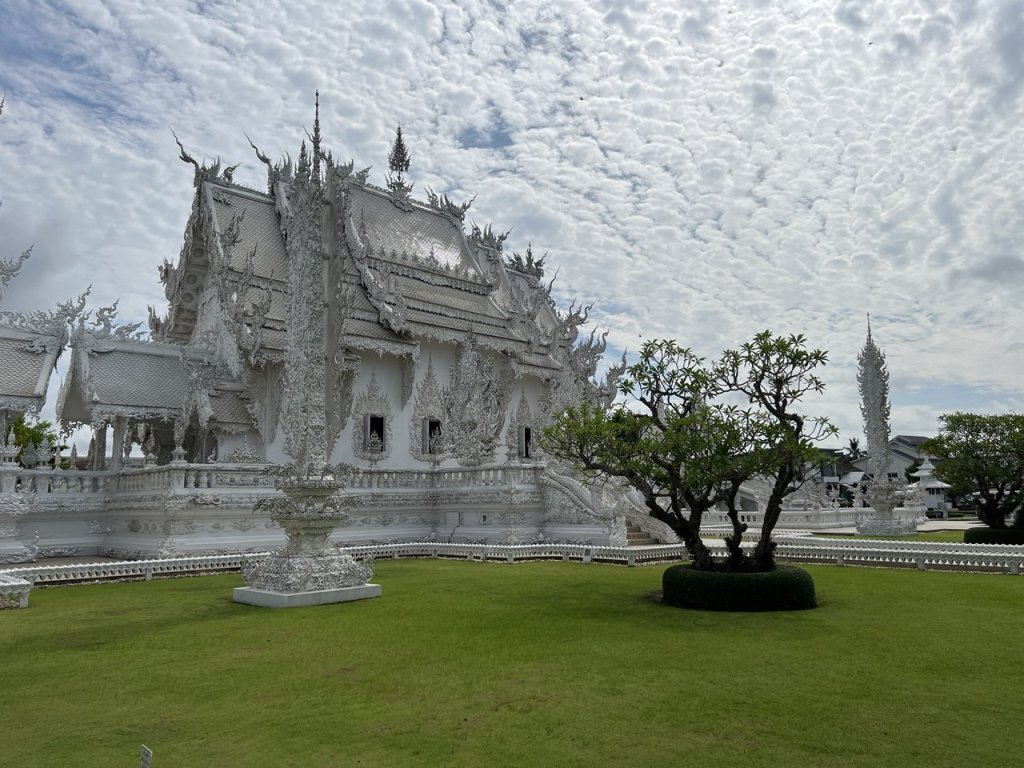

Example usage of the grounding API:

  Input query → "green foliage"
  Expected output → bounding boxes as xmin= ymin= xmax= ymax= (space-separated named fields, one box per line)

xmin=542 ymin=332 xmax=836 ymax=572
xmin=846 ymin=436 xmax=863 ymax=458
xmin=662 ymin=564 xmax=817 ymax=611
xmin=8 ymin=414 xmax=58 ymax=466
xmin=921 ymin=413 xmax=1024 ymax=529
xmin=964 ymin=527 xmax=1024 ymax=545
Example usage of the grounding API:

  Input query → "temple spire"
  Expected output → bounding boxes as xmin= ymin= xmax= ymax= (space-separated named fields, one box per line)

xmin=311 ymin=91 xmax=322 ymax=182
xmin=386 ymin=125 xmax=413 ymax=196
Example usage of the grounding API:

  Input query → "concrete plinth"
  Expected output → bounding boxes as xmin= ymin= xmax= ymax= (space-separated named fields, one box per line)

xmin=232 ymin=583 xmax=382 ymax=608
xmin=856 ymin=518 xmax=918 ymax=536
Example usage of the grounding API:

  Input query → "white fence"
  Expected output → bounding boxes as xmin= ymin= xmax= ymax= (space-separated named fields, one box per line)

xmin=3 ymin=535 xmax=1022 ymax=595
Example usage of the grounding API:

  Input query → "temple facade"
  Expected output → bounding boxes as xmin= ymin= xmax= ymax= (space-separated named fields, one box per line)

xmin=1 ymin=116 xmax=682 ymax=563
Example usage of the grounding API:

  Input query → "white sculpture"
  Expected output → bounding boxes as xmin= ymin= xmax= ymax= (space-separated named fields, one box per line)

xmin=234 ymin=96 xmax=380 ymax=608
xmin=856 ymin=317 xmax=916 ymax=535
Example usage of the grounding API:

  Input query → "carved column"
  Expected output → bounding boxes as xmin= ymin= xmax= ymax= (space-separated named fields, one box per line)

xmin=109 ymin=416 xmax=127 ymax=472
xmin=91 ymin=421 xmax=108 ymax=471
xmin=235 ymin=122 xmax=379 ymax=608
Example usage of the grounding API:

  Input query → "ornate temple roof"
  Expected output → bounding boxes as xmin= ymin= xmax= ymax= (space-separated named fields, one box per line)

xmin=346 ymin=185 xmax=474 ymax=276
xmin=59 ymin=337 xmax=190 ymax=424
xmin=178 ymin=174 xmax=563 ymax=368
xmin=0 ymin=328 xmax=61 ymax=414
xmin=96 ymin=124 xmax=615 ymax=428
xmin=57 ymin=334 xmax=252 ymax=433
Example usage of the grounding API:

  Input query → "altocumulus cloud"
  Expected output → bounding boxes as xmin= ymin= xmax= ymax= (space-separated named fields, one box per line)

xmin=1 ymin=0 xmax=1023 ymax=446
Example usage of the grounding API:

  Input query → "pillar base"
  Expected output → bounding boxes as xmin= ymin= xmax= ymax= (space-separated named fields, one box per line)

xmin=232 ymin=583 xmax=382 ymax=608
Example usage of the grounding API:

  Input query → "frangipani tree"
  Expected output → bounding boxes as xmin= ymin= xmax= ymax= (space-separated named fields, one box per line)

xmin=542 ymin=332 xmax=836 ymax=572
xmin=922 ymin=413 xmax=1024 ymax=530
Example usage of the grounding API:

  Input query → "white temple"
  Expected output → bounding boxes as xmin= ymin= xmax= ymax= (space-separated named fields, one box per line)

xmin=1 ymin=110 xmax=665 ymax=564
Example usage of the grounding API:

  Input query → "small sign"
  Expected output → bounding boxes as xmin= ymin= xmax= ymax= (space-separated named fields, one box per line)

xmin=140 ymin=744 xmax=153 ymax=768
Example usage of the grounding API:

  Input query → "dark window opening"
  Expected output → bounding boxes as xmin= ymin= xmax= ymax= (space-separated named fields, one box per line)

xmin=366 ymin=415 xmax=385 ymax=452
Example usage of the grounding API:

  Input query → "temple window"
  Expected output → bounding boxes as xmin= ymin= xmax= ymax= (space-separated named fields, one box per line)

xmin=422 ymin=419 xmax=442 ymax=454
xmin=365 ymin=415 xmax=386 ymax=452
xmin=518 ymin=426 xmax=533 ymax=459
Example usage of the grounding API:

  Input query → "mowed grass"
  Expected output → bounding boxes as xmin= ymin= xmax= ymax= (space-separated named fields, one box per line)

xmin=3 ymin=561 xmax=1022 ymax=767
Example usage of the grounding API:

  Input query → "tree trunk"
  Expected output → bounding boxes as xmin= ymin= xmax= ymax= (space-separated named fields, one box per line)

xmin=683 ymin=528 xmax=716 ymax=571
xmin=723 ymin=484 xmax=752 ymax=571
xmin=753 ymin=467 xmax=793 ymax=570
xmin=980 ymin=502 xmax=1006 ymax=528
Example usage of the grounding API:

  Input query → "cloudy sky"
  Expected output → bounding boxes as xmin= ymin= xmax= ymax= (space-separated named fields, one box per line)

xmin=2 ymin=0 xmax=1024 ymax=449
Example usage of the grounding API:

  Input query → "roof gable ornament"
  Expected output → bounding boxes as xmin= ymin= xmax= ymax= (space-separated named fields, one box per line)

xmin=468 ymin=222 xmax=511 ymax=253
xmin=425 ymin=188 xmax=474 ymax=228
xmin=0 ymin=244 xmax=31 ymax=306
xmin=171 ymin=129 xmax=240 ymax=188
xmin=246 ymin=134 xmax=295 ymax=193
xmin=506 ymin=243 xmax=546 ymax=279
xmin=345 ymin=211 xmax=408 ymax=333
xmin=1 ymin=288 xmax=90 ymax=356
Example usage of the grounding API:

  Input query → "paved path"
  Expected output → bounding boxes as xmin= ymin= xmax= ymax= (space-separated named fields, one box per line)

xmin=810 ymin=519 xmax=982 ymax=536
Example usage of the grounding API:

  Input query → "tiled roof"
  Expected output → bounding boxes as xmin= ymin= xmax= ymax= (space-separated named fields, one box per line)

xmin=207 ymin=185 xmax=288 ymax=284
xmin=515 ymin=351 xmax=561 ymax=371
xmin=210 ymin=389 xmax=252 ymax=427
xmin=86 ymin=347 xmax=189 ymax=410
xmin=0 ymin=335 xmax=48 ymax=399
xmin=347 ymin=186 xmax=472 ymax=273
xmin=342 ymin=318 xmax=415 ymax=345
xmin=59 ymin=336 xmax=253 ymax=432
xmin=199 ymin=179 xmax=553 ymax=364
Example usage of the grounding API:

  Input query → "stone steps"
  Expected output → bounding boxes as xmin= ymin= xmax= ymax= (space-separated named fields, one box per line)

xmin=625 ymin=523 xmax=656 ymax=547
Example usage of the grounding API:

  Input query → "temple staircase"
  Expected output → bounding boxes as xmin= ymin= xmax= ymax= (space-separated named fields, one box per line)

xmin=625 ymin=522 xmax=656 ymax=547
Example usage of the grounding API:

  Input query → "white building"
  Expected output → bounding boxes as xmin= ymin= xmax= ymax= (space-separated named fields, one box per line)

xmin=1 ymin=118 xmax=676 ymax=563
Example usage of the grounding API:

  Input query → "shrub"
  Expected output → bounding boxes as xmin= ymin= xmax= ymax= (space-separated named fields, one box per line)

xmin=662 ymin=564 xmax=817 ymax=612
xmin=964 ymin=527 xmax=1024 ymax=545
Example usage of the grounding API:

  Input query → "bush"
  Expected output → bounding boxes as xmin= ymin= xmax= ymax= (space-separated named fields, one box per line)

xmin=964 ymin=528 xmax=1024 ymax=545
xmin=662 ymin=564 xmax=817 ymax=612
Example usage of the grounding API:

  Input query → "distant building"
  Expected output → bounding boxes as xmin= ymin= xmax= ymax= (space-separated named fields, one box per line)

xmin=852 ymin=435 xmax=932 ymax=483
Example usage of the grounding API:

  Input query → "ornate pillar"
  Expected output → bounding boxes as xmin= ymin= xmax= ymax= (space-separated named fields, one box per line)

xmin=109 ymin=416 xmax=127 ymax=472
xmin=234 ymin=105 xmax=379 ymax=608
xmin=91 ymin=421 xmax=108 ymax=471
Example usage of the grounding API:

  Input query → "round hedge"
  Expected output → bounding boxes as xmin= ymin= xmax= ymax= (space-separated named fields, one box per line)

xmin=662 ymin=564 xmax=817 ymax=612
xmin=964 ymin=527 xmax=1024 ymax=545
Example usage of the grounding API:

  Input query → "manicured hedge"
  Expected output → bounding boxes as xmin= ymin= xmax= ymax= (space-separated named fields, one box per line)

xmin=964 ymin=527 xmax=1024 ymax=545
xmin=662 ymin=564 xmax=817 ymax=612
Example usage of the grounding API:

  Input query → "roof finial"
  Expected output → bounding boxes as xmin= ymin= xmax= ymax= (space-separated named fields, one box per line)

xmin=311 ymin=90 xmax=322 ymax=182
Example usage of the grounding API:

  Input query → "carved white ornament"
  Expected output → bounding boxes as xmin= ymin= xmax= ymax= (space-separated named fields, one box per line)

xmin=442 ymin=337 xmax=511 ymax=466
xmin=857 ymin=319 xmax=900 ymax=523
xmin=409 ymin=357 xmax=446 ymax=463
xmin=352 ymin=371 xmax=394 ymax=462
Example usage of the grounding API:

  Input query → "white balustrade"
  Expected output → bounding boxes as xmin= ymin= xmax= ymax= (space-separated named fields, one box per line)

xmin=4 ymin=537 xmax=1019 ymax=594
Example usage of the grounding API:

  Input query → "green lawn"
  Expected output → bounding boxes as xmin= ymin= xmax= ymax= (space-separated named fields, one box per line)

xmin=3 ymin=561 xmax=1022 ymax=767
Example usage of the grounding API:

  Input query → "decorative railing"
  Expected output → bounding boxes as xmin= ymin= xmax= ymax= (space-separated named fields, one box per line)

xmin=346 ymin=464 xmax=544 ymax=490
xmin=774 ymin=535 xmax=1024 ymax=573
xmin=4 ymin=537 xmax=1021 ymax=592
xmin=1 ymin=462 xmax=547 ymax=499
xmin=703 ymin=507 xmax=884 ymax=529
xmin=3 ymin=553 xmax=254 ymax=586
xmin=110 ymin=463 xmax=278 ymax=493
xmin=0 ymin=467 xmax=110 ymax=496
